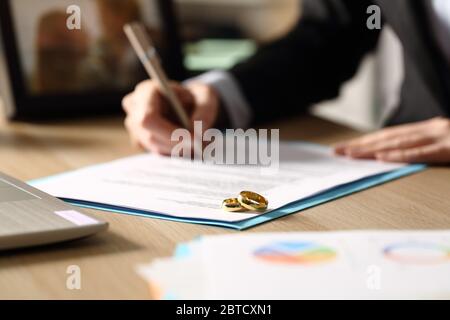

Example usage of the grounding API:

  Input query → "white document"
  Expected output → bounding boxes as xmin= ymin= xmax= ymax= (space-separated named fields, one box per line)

xmin=138 ymin=231 xmax=450 ymax=299
xmin=32 ymin=143 xmax=405 ymax=222
xmin=136 ymin=240 xmax=206 ymax=300
xmin=200 ymin=231 xmax=450 ymax=299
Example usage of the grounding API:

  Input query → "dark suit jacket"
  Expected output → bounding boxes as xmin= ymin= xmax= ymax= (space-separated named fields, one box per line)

xmin=230 ymin=0 xmax=450 ymax=126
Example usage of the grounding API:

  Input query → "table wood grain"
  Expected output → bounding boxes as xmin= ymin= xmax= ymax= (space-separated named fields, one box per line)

xmin=1 ymin=115 xmax=449 ymax=299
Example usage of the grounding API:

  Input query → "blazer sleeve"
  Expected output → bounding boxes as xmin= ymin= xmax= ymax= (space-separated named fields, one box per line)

xmin=230 ymin=0 xmax=381 ymax=124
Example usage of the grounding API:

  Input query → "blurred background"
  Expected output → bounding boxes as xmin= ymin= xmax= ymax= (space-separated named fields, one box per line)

xmin=0 ymin=0 xmax=404 ymax=130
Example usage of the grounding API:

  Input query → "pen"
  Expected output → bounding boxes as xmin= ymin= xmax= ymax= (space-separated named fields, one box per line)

xmin=123 ymin=22 xmax=191 ymax=130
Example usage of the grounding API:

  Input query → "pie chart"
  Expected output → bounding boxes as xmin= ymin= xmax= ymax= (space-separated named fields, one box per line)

xmin=253 ymin=241 xmax=337 ymax=265
xmin=383 ymin=242 xmax=450 ymax=265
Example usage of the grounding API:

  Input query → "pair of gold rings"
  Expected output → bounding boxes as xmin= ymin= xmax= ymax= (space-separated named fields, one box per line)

xmin=222 ymin=191 xmax=268 ymax=212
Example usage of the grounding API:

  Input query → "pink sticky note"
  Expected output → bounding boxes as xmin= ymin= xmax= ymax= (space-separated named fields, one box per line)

xmin=54 ymin=210 xmax=98 ymax=226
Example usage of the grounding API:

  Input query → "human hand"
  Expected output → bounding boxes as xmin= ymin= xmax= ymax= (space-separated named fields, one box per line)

xmin=334 ymin=117 xmax=450 ymax=164
xmin=122 ymin=80 xmax=220 ymax=155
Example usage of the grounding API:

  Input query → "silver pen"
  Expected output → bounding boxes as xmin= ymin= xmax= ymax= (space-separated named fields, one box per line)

xmin=124 ymin=22 xmax=191 ymax=130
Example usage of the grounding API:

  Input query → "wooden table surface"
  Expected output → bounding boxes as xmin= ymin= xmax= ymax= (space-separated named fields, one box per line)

xmin=1 ymin=115 xmax=450 ymax=299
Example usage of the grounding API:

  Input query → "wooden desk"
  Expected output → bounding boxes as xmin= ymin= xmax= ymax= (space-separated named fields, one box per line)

xmin=1 ymin=115 xmax=450 ymax=299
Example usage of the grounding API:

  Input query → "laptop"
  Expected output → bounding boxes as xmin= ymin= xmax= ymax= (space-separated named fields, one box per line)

xmin=0 ymin=172 xmax=108 ymax=250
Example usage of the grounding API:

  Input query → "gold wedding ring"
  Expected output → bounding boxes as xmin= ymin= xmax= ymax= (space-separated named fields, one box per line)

xmin=222 ymin=198 xmax=245 ymax=212
xmin=238 ymin=191 xmax=268 ymax=211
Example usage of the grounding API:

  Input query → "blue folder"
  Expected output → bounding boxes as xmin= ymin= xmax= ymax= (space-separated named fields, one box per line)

xmin=30 ymin=163 xmax=426 ymax=230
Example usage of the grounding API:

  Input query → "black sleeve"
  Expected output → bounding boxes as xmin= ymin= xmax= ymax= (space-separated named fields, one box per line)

xmin=230 ymin=0 xmax=381 ymax=124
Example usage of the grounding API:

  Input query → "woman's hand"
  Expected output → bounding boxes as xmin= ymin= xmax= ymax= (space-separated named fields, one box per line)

xmin=334 ymin=117 xmax=450 ymax=164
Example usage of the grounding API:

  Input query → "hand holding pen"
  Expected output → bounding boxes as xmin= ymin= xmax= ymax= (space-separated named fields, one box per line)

xmin=123 ymin=22 xmax=220 ymax=155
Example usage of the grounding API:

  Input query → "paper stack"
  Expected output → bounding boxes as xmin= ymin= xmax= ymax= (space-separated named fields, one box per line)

xmin=137 ymin=231 xmax=450 ymax=299
xmin=31 ymin=142 xmax=425 ymax=230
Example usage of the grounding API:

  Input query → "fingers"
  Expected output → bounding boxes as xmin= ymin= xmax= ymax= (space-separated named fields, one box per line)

xmin=125 ymin=116 xmax=179 ymax=155
xmin=123 ymin=80 xmax=198 ymax=154
xmin=171 ymin=83 xmax=195 ymax=108
xmin=334 ymin=121 xmax=433 ymax=156
xmin=125 ymin=107 xmax=180 ymax=152
xmin=333 ymin=117 xmax=450 ymax=164
xmin=187 ymin=83 xmax=219 ymax=128
xmin=123 ymin=80 xmax=220 ymax=155
xmin=145 ymin=114 xmax=180 ymax=142
xmin=343 ymin=134 xmax=435 ymax=158
xmin=376 ymin=144 xmax=449 ymax=163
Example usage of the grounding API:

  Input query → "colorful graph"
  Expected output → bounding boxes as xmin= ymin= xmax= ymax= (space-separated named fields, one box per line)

xmin=253 ymin=241 xmax=337 ymax=265
xmin=383 ymin=242 xmax=450 ymax=265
